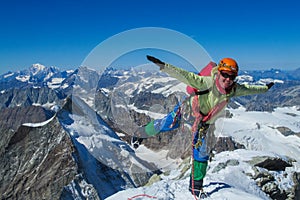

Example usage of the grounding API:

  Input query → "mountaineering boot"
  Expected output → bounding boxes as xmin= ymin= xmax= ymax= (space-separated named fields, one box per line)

xmin=199 ymin=190 xmax=208 ymax=199
xmin=189 ymin=178 xmax=203 ymax=196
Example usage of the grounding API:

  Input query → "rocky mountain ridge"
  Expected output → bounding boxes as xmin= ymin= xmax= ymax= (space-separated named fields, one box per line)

xmin=0 ymin=65 xmax=299 ymax=199
xmin=1 ymin=65 xmax=300 ymax=110
xmin=0 ymin=96 xmax=157 ymax=199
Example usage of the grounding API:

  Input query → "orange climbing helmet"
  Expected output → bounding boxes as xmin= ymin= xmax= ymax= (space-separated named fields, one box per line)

xmin=218 ymin=58 xmax=239 ymax=75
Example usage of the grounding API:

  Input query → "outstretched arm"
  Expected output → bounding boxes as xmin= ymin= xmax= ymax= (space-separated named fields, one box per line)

xmin=234 ymin=82 xmax=274 ymax=97
xmin=146 ymin=55 xmax=212 ymax=91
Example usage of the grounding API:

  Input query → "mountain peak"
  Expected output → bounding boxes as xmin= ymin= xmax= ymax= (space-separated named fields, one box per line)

xmin=30 ymin=63 xmax=46 ymax=75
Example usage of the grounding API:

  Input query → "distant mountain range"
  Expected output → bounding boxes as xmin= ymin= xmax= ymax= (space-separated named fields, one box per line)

xmin=239 ymin=68 xmax=300 ymax=81
xmin=1 ymin=64 xmax=300 ymax=90
xmin=1 ymin=64 xmax=299 ymax=110
xmin=0 ymin=64 xmax=299 ymax=199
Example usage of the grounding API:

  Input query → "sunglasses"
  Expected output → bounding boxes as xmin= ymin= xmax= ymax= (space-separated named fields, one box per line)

xmin=220 ymin=71 xmax=236 ymax=80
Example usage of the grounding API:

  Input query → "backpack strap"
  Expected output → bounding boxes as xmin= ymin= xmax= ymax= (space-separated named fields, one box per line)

xmin=202 ymin=99 xmax=228 ymax=122
xmin=194 ymin=89 xmax=210 ymax=96
xmin=190 ymin=89 xmax=228 ymax=133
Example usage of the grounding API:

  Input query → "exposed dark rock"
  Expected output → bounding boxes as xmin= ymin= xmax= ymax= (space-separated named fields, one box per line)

xmin=0 ymin=87 xmax=65 ymax=109
xmin=291 ymin=172 xmax=300 ymax=200
xmin=0 ymin=117 xmax=77 ymax=200
xmin=276 ymin=126 xmax=299 ymax=137
xmin=129 ymin=91 xmax=176 ymax=111
xmin=214 ymin=136 xmax=245 ymax=153
xmin=252 ymin=157 xmax=292 ymax=171
xmin=166 ymin=125 xmax=192 ymax=160
xmin=212 ymin=159 xmax=240 ymax=173
xmin=95 ymin=89 xmax=111 ymax=120
xmin=249 ymin=156 xmax=297 ymax=200
xmin=254 ymin=172 xmax=275 ymax=187
xmin=0 ymin=106 xmax=55 ymax=156
xmin=252 ymin=169 xmax=289 ymax=200
xmin=262 ymin=182 xmax=288 ymax=200
xmin=0 ymin=105 xmax=54 ymax=130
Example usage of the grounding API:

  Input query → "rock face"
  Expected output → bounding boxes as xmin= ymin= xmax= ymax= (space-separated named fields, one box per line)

xmin=277 ymin=126 xmax=300 ymax=137
xmin=0 ymin=96 xmax=160 ymax=200
xmin=249 ymin=156 xmax=297 ymax=200
xmin=0 ymin=106 xmax=54 ymax=130
xmin=292 ymin=172 xmax=300 ymax=199
xmin=0 ymin=86 xmax=66 ymax=110
xmin=212 ymin=159 xmax=240 ymax=173
xmin=253 ymin=157 xmax=292 ymax=171
xmin=0 ymin=106 xmax=55 ymax=156
xmin=57 ymin=96 xmax=158 ymax=199
xmin=213 ymin=136 xmax=245 ymax=153
xmin=0 ymin=117 xmax=77 ymax=199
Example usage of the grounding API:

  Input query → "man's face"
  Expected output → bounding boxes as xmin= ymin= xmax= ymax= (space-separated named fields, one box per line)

xmin=218 ymin=71 xmax=236 ymax=89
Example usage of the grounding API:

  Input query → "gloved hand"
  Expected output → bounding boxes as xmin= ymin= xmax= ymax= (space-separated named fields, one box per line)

xmin=146 ymin=55 xmax=165 ymax=70
xmin=266 ymin=82 xmax=274 ymax=89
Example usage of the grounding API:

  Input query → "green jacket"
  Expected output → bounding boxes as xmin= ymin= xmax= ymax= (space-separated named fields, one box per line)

xmin=162 ymin=63 xmax=269 ymax=124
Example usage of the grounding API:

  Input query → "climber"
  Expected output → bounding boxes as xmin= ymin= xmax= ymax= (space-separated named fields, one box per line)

xmin=146 ymin=55 xmax=274 ymax=198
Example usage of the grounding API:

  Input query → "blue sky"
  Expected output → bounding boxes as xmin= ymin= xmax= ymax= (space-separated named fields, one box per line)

xmin=0 ymin=0 xmax=299 ymax=74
